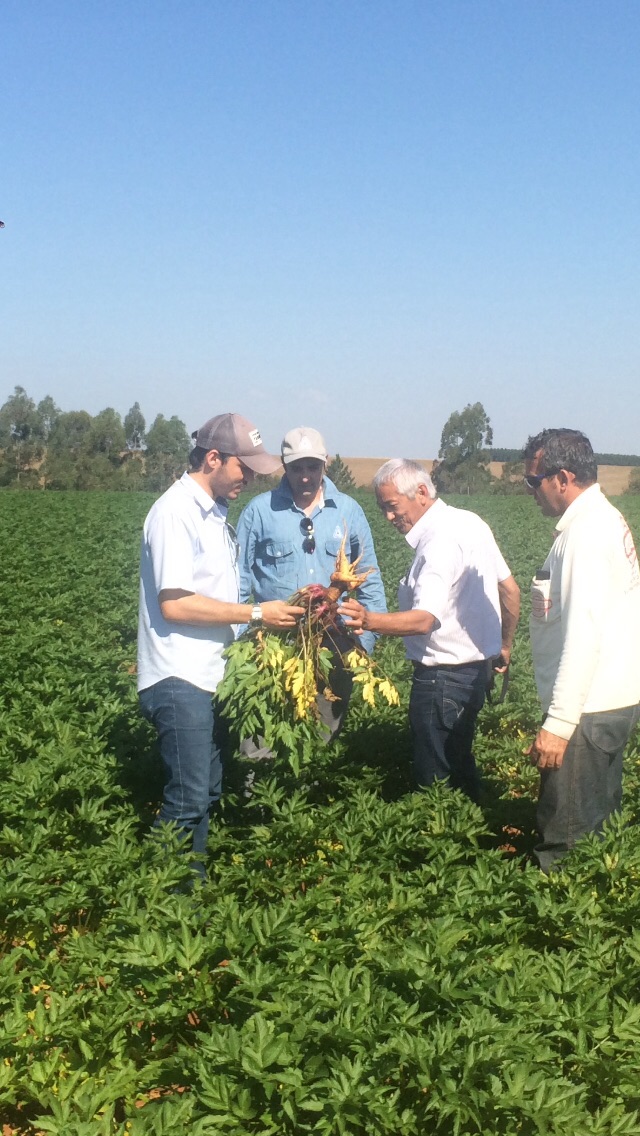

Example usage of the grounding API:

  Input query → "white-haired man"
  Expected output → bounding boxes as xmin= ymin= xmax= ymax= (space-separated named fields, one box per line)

xmin=340 ymin=459 xmax=520 ymax=799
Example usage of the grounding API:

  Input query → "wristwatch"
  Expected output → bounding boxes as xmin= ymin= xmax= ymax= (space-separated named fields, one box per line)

xmin=250 ymin=603 xmax=263 ymax=624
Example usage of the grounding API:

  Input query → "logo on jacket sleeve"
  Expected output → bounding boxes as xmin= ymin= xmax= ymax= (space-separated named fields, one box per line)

xmin=622 ymin=521 xmax=640 ymax=587
xmin=531 ymin=570 xmax=553 ymax=619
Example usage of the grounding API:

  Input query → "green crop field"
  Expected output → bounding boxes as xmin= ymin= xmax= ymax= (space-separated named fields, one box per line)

xmin=2 ymin=490 xmax=640 ymax=1135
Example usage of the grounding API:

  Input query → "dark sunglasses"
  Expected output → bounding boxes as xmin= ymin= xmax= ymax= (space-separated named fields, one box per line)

xmin=300 ymin=516 xmax=316 ymax=553
xmin=523 ymin=469 xmax=561 ymax=491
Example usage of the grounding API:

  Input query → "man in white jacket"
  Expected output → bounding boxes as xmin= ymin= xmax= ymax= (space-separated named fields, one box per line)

xmin=524 ymin=428 xmax=640 ymax=870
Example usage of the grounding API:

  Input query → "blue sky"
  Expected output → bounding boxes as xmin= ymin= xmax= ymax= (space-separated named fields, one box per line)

xmin=2 ymin=0 xmax=639 ymax=458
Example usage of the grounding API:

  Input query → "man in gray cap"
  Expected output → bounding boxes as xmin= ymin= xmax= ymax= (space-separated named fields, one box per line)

xmin=138 ymin=413 xmax=304 ymax=877
xmin=236 ymin=426 xmax=387 ymax=742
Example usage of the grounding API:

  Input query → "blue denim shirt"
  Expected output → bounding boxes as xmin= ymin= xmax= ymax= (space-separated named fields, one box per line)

xmin=236 ymin=475 xmax=387 ymax=654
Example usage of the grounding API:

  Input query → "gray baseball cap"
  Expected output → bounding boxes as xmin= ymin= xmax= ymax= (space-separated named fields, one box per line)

xmin=192 ymin=413 xmax=281 ymax=474
xmin=281 ymin=426 xmax=328 ymax=465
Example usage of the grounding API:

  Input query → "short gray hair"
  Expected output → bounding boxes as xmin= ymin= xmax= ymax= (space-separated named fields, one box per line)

xmin=373 ymin=458 xmax=436 ymax=500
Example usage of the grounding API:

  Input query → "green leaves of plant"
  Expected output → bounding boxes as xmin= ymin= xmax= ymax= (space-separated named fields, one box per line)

xmin=3 ymin=492 xmax=640 ymax=1132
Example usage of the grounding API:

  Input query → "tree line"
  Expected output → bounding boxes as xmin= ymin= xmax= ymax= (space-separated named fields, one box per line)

xmin=492 ymin=447 xmax=640 ymax=467
xmin=0 ymin=386 xmax=361 ymax=495
xmin=0 ymin=387 xmax=191 ymax=491
xmin=2 ymin=387 xmax=638 ymax=494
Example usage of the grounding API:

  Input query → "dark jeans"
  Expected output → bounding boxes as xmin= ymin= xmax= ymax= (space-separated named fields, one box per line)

xmin=535 ymin=704 xmax=640 ymax=872
xmin=139 ymin=677 xmax=223 ymax=876
xmin=409 ymin=661 xmax=488 ymax=801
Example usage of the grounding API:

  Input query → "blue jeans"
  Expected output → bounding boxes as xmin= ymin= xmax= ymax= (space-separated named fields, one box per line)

xmin=139 ymin=677 xmax=223 ymax=875
xmin=409 ymin=661 xmax=488 ymax=801
xmin=535 ymin=704 xmax=640 ymax=872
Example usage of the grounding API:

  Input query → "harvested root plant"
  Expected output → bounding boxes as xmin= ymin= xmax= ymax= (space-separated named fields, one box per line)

xmin=216 ymin=533 xmax=399 ymax=772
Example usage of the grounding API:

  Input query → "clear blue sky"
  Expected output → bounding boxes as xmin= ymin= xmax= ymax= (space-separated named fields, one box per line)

xmin=2 ymin=0 xmax=639 ymax=458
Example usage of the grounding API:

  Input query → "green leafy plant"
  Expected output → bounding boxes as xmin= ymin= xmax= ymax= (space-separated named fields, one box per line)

xmin=3 ymin=490 xmax=640 ymax=1133
xmin=217 ymin=535 xmax=399 ymax=772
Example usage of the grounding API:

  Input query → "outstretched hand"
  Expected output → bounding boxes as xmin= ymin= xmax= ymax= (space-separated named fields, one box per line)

xmin=338 ymin=598 xmax=366 ymax=634
xmin=261 ymin=601 xmax=305 ymax=629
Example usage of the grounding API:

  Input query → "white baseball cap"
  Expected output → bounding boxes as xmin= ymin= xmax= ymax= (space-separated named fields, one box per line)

xmin=281 ymin=426 xmax=328 ymax=465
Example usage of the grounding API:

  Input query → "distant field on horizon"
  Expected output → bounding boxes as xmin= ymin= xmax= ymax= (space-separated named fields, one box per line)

xmin=341 ymin=458 xmax=635 ymax=495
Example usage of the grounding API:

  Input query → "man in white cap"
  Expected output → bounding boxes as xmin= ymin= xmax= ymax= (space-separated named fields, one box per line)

xmin=138 ymin=413 xmax=304 ymax=877
xmin=236 ymin=426 xmax=387 ymax=742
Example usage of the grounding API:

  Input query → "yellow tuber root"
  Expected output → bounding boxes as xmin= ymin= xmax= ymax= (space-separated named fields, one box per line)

xmin=327 ymin=528 xmax=374 ymax=600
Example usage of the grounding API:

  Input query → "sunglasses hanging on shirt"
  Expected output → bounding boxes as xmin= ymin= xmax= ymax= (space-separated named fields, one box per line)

xmin=300 ymin=517 xmax=316 ymax=553
xmin=224 ymin=521 xmax=240 ymax=565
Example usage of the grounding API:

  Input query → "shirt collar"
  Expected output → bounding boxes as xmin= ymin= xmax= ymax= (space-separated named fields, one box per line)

xmin=553 ymin=482 xmax=601 ymax=534
xmin=180 ymin=470 xmax=227 ymax=518
xmin=405 ymin=497 xmax=445 ymax=549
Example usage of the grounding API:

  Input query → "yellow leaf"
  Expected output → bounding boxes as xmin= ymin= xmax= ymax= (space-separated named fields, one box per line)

xmin=362 ymin=680 xmax=376 ymax=706
xmin=378 ymin=679 xmax=400 ymax=705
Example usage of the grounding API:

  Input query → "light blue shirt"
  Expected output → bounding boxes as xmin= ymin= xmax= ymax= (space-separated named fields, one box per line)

xmin=236 ymin=475 xmax=387 ymax=653
xmin=138 ymin=472 xmax=239 ymax=693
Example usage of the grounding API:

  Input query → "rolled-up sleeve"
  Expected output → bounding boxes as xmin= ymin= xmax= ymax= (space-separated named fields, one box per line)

xmin=145 ymin=510 xmax=197 ymax=595
xmin=411 ymin=535 xmax=461 ymax=625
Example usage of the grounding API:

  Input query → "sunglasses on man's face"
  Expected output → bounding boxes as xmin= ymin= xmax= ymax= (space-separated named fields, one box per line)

xmin=300 ymin=516 xmax=316 ymax=553
xmin=523 ymin=469 xmax=561 ymax=491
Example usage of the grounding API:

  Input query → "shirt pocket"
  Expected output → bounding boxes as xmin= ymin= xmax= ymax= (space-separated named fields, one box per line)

xmin=324 ymin=537 xmax=343 ymax=561
xmin=257 ymin=539 xmax=296 ymax=572
xmin=530 ymin=570 xmax=558 ymax=624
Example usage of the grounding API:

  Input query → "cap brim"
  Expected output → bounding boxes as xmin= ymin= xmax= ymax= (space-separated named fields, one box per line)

xmin=240 ymin=452 xmax=282 ymax=474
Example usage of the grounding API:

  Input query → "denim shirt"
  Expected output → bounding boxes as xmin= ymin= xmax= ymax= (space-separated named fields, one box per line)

xmin=236 ymin=475 xmax=387 ymax=654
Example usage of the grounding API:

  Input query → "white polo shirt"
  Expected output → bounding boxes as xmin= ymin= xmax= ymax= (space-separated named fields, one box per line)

xmin=137 ymin=472 xmax=239 ymax=693
xmin=399 ymin=498 xmax=511 ymax=666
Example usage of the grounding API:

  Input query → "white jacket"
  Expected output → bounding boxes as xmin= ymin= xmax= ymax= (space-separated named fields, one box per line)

xmin=530 ymin=484 xmax=640 ymax=739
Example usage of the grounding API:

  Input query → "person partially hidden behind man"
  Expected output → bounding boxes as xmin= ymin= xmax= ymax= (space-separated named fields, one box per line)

xmin=236 ymin=426 xmax=387 ymax=748
xmin=523 ymin=427 xmax=640 ymax=871
xmin=340 ymin=459 xmax=520 ymax=801
xmin=137 ymin=413 xmax=304 ymax=878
